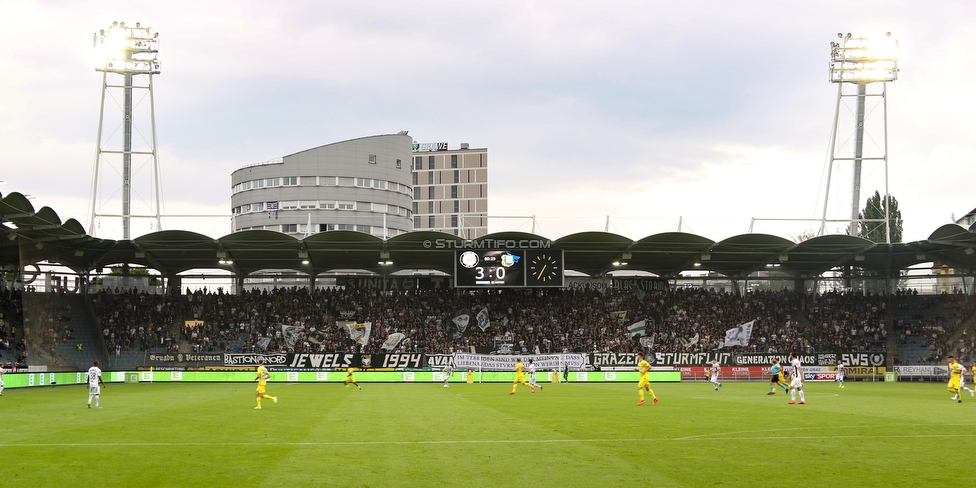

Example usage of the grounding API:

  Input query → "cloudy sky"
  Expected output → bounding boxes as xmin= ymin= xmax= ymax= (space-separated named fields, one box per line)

xmin=1 ymin=0 xmax=974 ymax=243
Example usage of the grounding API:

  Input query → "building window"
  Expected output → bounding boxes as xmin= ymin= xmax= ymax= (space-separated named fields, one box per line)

xmin=428 ymin=202 xmax=434 ymax=214
xmin=253 ymin=202 xmax=264 ymax=212
xmin=451 ymin=215 xmax=458 ymax=227
xmin=368 ymin=154 xmax=377 ymax=164
xmin=240 ymin=204 xmax=251 ymax=213
xmin=355 ymin=178 xmax=369 ymax=188
xmin=454 ymin=170 xmax=459 ymax=183
xmin=412 ymin=173 xmax=418 ymax=185
xmin=413 ymin=216 xmax=421 ymax=228
xmin=414 ymin=156 xmax=421 ymax=170
xmin=412 ymin=202 xmax=418 ymax=214
xmin=414 ymin=187 xmax=421 ymax=200
xmin=451 ymin=154 xmax=457 ymax=168
xmin=253 ymin=179 xmax=265 ymax=188
xmin=299 ymin=201 xmax=316 ymax=209
xmin=319 ymin=201 xmax=336 ymax=210
xmin=396 ymin=158 xmax=402 ymax=169
xmin=282 ymin=177 xmax=298 ymax=186
xmin=454 ymin=200 xmax=459 ymax=212
xmin=356 ymin=225 xmax=371 ymax=233
xmin=336 ymin=223 xmax=355 ymax=231
xmin=337 ymin=201 xmax=355 ymax=210
xmin=373 ymin=180 xmax=387 ymax=189
xmin=280 ymin=201 xmax=298 ymax=210
xmin=298 ymin=224 xmax=309 ymax=234
xmin=319 ymin=224 xmax=332 ymax=232
xmin=267 ymin=178 xmax=280 ymax=187
xmin=282 ymin=224 xmax=298 ymax=233
xmin=372 ymin=203 xmax=388 ymax=213
xmin=428 ymin=155 xmax=435 ymax=169
xmin=428 ymin=187 xmax=435 ymax=199
xmin=451 ymin=185 xmax=457 ymax=199
xmin=429 ymin=215 xmax=435 ymax=228
xmin=243 ymin=181 xmax=252 ymax=190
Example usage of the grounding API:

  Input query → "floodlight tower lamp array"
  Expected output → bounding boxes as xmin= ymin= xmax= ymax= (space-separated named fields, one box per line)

xmin=819 ymin=31 xmax=898 ymax=244
xmin=89 ymin=21 xmax=163 ymax=241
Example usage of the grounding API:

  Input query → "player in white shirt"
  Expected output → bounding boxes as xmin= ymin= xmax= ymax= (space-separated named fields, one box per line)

xmin=709 ymin=360 xmax=722 ymax=391
xmin=443 ymin=362 xmax=454 ymax=388
xmin=526 ymin=359 xmax=543 ymax=392
xmin=961 ymin=362 xmax=975 ymax=397
xmin=0 ymin=364 xmax=5 ymax=395
xmin=87 ymin=360 xmax=106 ymax=408
xmin=835 ymin=360 xmax=845 ymax=389
xmin=788 ymin=353 xmax=805 ymax=405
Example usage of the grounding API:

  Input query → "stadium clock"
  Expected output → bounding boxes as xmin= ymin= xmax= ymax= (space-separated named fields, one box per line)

xmin=454 ymin=250 xmax=525 ymax=287
xmin=525 ymin=249 xmax=564 ymax=287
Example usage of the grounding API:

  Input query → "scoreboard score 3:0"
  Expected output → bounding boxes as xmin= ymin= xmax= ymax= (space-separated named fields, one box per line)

xmin=454 ymin=249 xmax=564 ymax=288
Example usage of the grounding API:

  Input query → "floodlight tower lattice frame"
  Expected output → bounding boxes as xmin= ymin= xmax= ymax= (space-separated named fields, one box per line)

xmin=819 ymin=32 xmax=898 ymax=244
xmin=88 ymin=21 xmax=163 ymax=240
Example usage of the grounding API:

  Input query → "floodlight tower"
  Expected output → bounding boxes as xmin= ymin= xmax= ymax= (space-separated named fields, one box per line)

xmin=88 ymin=21 xmax=162 ymax=239
xmin=819 ymin=32 xmax=899 ymax=243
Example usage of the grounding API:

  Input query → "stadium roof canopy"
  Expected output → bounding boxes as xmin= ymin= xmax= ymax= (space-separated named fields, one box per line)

xmin=3 ymin=191 xmax=976 ymax=279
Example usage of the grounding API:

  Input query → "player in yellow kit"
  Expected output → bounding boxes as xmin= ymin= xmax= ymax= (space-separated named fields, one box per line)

xmin=509 ymin=358 xmax=533 ymax=395
xmin=948 ymin=356 xmax=964 ymax=403
xmin=254 ymin=359 xmax=278 ymax=409
xmin=344 ymin=367 xmax=362 ymax=390
xmin=635 ymin=352 xmax=658 ymax=406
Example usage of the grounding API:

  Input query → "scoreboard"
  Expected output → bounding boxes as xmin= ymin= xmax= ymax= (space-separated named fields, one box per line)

xmin=454 ymin=249 xmax=564 ymax=288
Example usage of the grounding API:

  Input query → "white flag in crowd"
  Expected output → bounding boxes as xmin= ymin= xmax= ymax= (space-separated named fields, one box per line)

xmin=476 ymin=307 xmax=491 ymax=331
xmin=723 ymin=320 xmax=755 ymax=348
xmin=627 ymin=320 xmax=646 ymax=338
xmin=281 ymin=324 xmax=304 ymax=351
xmin=342 ymin=321 xmax=372 ymax=345
xmin=451 ymin=309 xmax=471 ymax=339
xmin=256 ymin=337 xmax=272 ymax=351
xmin=381 ymin=332 xmax=406 ymax=351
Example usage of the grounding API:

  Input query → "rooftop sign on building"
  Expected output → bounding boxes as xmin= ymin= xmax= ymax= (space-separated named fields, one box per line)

xmin=413 ymin=142 xmax=449 ymax=152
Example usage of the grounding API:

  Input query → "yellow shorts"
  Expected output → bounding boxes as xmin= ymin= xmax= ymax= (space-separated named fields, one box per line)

xmin=638 ymin=376 xmax=650 ymax=388
xmin=344 ymin=376 xmax=355 ymax=383
xmin=257 ymin=384 xmax=266 ymax=394
xmin=514 ymin=374 xmax=526 ymax=384
xmin=949 ymin=378 xmax=961 ymax=390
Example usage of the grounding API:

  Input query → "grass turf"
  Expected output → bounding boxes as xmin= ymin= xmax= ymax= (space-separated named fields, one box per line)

xmin=0 ymin=380 xmax=972 ymax=487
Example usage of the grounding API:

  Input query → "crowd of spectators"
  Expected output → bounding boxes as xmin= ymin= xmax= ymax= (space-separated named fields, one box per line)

xmin=889 ymin=291 xmax=976 ymax=364
xmin=20 ymin=294 xmax=75 ymax=367
xmin=0 ymin=290 xmax=22 ymax=350
xmin=1 ymin=289 xmax=28 ymax=369
xmin=5 ymin=284 xmax=976 ymax=368
xmin=91 ymin=290 xmax=181 ymax=357
xmin=96 ymin=286 xmax=968 ymax=359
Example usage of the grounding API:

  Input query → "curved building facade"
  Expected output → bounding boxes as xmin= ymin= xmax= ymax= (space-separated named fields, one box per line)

xmin=231 ymin=133 xmax=414 ymax=238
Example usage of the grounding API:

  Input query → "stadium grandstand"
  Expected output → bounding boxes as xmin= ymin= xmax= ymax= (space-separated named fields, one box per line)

xmin=2 ymin=189 xmax=975 ymax=380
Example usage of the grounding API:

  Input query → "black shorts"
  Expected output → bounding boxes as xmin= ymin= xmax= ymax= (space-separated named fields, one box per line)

xmin=770 ymin=375 xmax=779 ymax=383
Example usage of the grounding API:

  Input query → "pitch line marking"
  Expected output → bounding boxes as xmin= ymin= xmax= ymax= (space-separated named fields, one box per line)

xmin=4 ymin=433 xmax=975 ymax=448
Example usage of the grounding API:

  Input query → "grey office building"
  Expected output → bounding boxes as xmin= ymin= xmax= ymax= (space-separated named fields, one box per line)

xmin=231 ymin=133 xmax=414 ymax=238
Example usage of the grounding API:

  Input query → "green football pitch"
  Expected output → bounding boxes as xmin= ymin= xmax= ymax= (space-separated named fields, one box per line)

xmin=1 ymin=380 xmax=972 ymax=487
